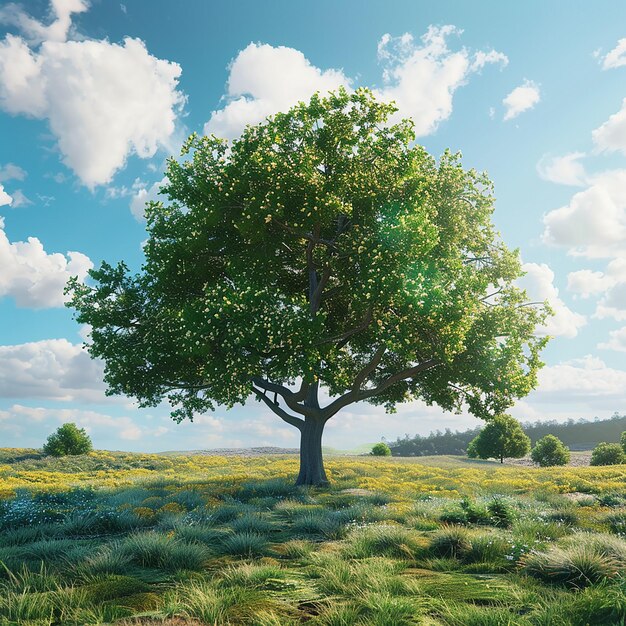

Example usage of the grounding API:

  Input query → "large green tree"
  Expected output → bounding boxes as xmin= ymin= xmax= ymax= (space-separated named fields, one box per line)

xmin=67 ymin=88 xmax=548 ymax=485
xmin=467 ymin=414 xmax=531 ymax=463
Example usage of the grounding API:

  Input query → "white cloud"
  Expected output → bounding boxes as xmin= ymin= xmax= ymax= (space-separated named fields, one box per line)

xmin=130 ymin=177 xmax=168 ymax=221
xmin=503 ymin=79 xmax=540 ymax=121
xmin=537 ymin=152 xmax=587 ymax=186
xmin=373 ymin=26 xmax=508 ymax=136
xmin=0 ymin=339 xmax=108 ymax=402
xmin=601 ymin=38 xmax=626 ymax=70
xmin=9 ymin=189 xmax=32 ymax=207
xmin=0 ymin=2 xmax=185 ymax=188
xmin=0 ymin=216 xmax=92 ymax=308
xmin=541 ymin=169 xmax=626 ymax=258
xmin=0 ymin=0 xmax=88 ymax=45
xmin=518 ymin=262 xmax=586 ymax=337
xmin=595 ymin=282 xmax=626 ymax=320
xmin=532 ymin=355 xmax=626 ymax=404
xmin=592 ymin=97 xmax=626 ymax=155
xmin=567 ymin=269 xmax=614 ymax=298
xmin=599 ymin=326 xmax=626 ymax=352
xmin=0 ymin=163 xmax=26 ymax=182
xmin=205 ymin=26 xmax=507 ymax=140
xmin=204 ymin=43 xmax=350 ymax=139
xmin=0 ymin=184 xmax=11 ymax=206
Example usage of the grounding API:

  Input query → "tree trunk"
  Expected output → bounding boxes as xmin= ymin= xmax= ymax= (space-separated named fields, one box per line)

xmin=500 ymin=456 xmax=504 ymax=464
xmin=295 ymin=416 xmax=328 ymax=486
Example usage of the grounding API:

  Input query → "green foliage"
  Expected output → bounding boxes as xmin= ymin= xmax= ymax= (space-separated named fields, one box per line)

xmin=523 ymin=543 xmax=622 ymax=588
xmin=42 ymin=423 xmax=93 ymax=457
xmin=66 ymin=87 xmax=548 ymax=430
xmin=371 ymin=442 xmax=392 ymax=456
xmin=467 ymin=414 xmax=531 ymax=462
xmin=590 ymin=442 xmax=625 ymax=466
xmin=621 ymin=430 xmax=626 ymax=453
xmin=531 ymin=435 xmax=570 ymax=467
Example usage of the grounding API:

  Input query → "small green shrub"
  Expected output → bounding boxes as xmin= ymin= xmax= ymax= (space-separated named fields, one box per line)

xmin=487 ymin=497 xmax=515 ymax=528
xmin=621 ymin=430 xmax=626 ymax=454
xmin=371 ymin=443 xmax=392 ymax=457
xmin=429 ymin=527 xmax=472 ymax=559
xmin=531 ymin=435 xmax=570 ymax=467
xmin=523 ymin=543 xmax=620 ymax=587
xmin=115 ymin=531 xmax=209 ymax=571
xmin=42 ymin=423 xmax=93 ymax=457
xmin=590 ymin=442 xmax=624 ymax=466
xmin=220 ymin=532 xmax=269 ymax=557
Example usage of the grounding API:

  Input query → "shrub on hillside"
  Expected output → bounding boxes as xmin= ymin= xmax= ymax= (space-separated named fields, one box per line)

xmin=531 ymin=435 xmax=570 ymax=467
xmin=466 ymin=415 xmax=530 ymax=463
xmin=371 ymin=443 xmax=392 ymax=457
xmin=43 ymin=423 xmax=93 ymax=457
xmin=621 ymin=430 xmax=626 ymax=454
xmin=590 ymin=442 xmax=624 ymax=466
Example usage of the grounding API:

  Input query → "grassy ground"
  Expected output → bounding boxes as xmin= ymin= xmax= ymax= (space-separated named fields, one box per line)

xmin=0 ymin=449 xmax=625 ymax=625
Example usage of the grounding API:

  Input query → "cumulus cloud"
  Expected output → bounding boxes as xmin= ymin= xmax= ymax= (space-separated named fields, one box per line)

xmin=0 ymin=216 xmax=92 ymax=308
xmin=205 ymin=26 xmax=507 ymax=140
xmin=532 ymin=355 xmax=626 ymax=404
xmin=541 ymin=169 xmax=626 ymax=258
xmin=204 ymin=43 xmax=350 ymax=139
xmin=373 ymin=26 xmax=508 ymax=135
xmin=537 ymin=152 xmax=587 ymax=186
xmin=503 ymin=79 xmax=540 ymax=121
xmin=0 ymin=339 xmax=109 ymax=402
xmin=592 ymin=97 xmax=626 ymax=155
xmin=567 ymin=269 xmax=614 ymax=298
xmin=0 ymin=184 xmax=11 ymax=206
xmin=601 ymin=38 xmax=626 ymax=70
xmin=0 ymin=1 xmax=184 ymax=188
xmin=518 ymin=262 xmax=586 ymax=338
xmin=599 ymin=326 xmax=626 ymax=352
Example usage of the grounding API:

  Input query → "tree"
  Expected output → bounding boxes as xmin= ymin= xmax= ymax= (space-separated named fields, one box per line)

xmin=590 ymin=442 xmax=624 ymax=466
xmin=467 ymin=414 xmax=530 ymax=463
xmin=530 ymin=434 xmax=570 ymax=467
xmin=621 ymin=431 xmax=626 ymax=454
xmin=43 ymin=423 xmax=93 ymax=457
xmin=371 ymin=442 xmax=392 ymax=456
xmin=66 ymin=88 xmax=548 ymax=486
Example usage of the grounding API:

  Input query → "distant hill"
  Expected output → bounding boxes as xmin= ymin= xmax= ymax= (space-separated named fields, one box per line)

xmin=389 ymin=413 xmax=626 ymax=456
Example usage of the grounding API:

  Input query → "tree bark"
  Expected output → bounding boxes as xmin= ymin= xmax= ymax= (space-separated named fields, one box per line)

xmin=295 ymin=415 xmax=328 ymax=486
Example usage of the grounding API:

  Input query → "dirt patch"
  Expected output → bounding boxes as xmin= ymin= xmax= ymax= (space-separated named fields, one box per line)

xmin=504 ymin=452 xmax=592 ymax=467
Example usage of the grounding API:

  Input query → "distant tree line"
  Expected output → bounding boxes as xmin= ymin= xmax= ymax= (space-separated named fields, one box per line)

xmin=389 ymin=413 xmax=626 ymax=456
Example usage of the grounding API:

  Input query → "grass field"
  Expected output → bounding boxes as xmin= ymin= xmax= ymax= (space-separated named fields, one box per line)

xmin=0 ymin=449 xmax=625 ymax=625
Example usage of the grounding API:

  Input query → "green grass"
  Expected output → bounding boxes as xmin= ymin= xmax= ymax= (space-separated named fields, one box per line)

xmin=0 ymin=449 xmax=626 ymax=624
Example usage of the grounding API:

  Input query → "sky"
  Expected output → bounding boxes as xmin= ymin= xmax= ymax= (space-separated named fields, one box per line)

xmin=2 ymin=0 xmax=626 ymax=452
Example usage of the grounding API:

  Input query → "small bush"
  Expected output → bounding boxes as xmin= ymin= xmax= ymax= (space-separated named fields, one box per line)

xmin=487 ymin=497 xmax=514 ymax=528
xmin=220 ymin=532 xmax=269 ymax=557
xmin=429 ymin=527 xmax=472 ymax=559
xmin=590 ymin=442 xmax=624 ymax=466
xmin=42 ymin=423 xmax=93 ymax=457
xmin=523 ymin=543 xmax=621 ymax=587
xmin=371 ymin=443 xmax=392 ymax=457
xmin=531 ymin=435 xmax=570 ymax=467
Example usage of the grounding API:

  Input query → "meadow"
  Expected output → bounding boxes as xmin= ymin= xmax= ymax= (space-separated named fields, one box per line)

xmin=0 ymin=449 xmax=625 ymax=625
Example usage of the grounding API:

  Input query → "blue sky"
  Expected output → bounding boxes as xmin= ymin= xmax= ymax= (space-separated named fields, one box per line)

xmin=2 ymin=0 xmax=626 ymax=451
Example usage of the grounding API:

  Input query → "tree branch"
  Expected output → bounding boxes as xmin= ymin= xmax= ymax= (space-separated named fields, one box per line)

xmin=322 ymin=358 xmax=440 ymax=420
xmin=252 ymin=386 xmax=304 ymax=430
xmin=252 ymin=376 xmax=318 ymax=418
xmin=315 ymin=306 xmax=374 ymax=348
xmin=352 ymin=346 xmax=386 ymax=392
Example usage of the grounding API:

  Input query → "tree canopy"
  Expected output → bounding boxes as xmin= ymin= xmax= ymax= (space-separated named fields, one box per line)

xmin=67 ymin=88 xmax=549 ymax=484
